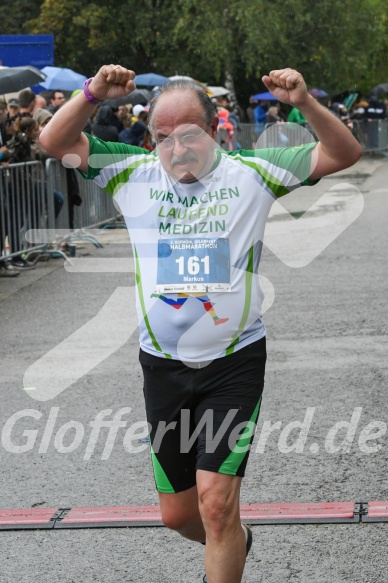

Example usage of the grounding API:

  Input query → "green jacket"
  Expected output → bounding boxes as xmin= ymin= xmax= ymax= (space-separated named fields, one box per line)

xmin=287 ymin=107 xmax=307 ymax=124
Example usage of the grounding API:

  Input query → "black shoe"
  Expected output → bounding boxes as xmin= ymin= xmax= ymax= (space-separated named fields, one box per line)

xmin=243 ymin=523 xmax=253 ymax=556
xmin=0 ymin=265 xmax=20 ymax=277
xmin=11 ymin=257 xmax=36 ymax=270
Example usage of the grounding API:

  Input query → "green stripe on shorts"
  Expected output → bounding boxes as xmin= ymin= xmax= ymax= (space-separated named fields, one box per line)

xmin=217 ymin=396 xmax=262 ymax=475
xmin=150 ymin=444 xmax=175 ymax=493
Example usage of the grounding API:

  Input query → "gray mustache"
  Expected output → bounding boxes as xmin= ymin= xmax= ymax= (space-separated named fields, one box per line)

xmin=171 ymin=153 xmax=198 ymax=166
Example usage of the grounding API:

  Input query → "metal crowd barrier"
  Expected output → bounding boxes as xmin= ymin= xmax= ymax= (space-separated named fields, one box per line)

xmin=73 ymin=169 xmax=120 ymax=230
xmin=0 ymin=158 xmax=122 ymax=263
xmin=45 ymin=157 xmax=121 ymax=231
xmin=0 ymin=161 xmax=47 ymax=260
xmin=220 ymin=120 xmax=388 ymax=153
xmin=217 ymin=122 xmax=316 ymax=151
xmin=352 ymin=119 xmax=388 ymax=152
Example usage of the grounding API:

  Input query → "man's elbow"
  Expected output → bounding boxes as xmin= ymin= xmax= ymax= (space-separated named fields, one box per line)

xmin=39 ymin=127 xmax=56 ymax=157
xmin=348 ymin=140 xmax=363 ymax=167
xmin=329 ymin=143 xmax=363 ymax=176
xmin=310 ymin=140 xmax=363 ymax=180
xmin=39 ymin=126 xmax=77 ymax=161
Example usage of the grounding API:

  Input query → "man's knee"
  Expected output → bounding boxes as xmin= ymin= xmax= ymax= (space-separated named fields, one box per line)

xmin=197 ymin=472 xmax=241 ymax=534
xmin=199 ymin=492 xmax=232 ymax=527
xmin=159 ymin=488 xmax=200 ymax=532
xmin=161 ymin=505 xmax=192 ymax=531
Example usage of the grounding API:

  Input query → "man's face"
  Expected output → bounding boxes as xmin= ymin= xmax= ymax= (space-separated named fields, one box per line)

xmin=117 ymin=105 xmax=127 ymax=119
xmin=38 ymin=117 xmax=52 ymax=133
xmin=216 ymin=96 xmax=229 ymax=108
xmin=51 ymin=92 xmax=66 ymax=108
xmin=151 ymin=91 xmax=218 ymax=184
xmin=7 ymin=105 xmax=19 ymax=118
xmin=33 ymin=95 xmax=48 ymax=112
xmin=27 ymin=123 xmax=40 ymax=141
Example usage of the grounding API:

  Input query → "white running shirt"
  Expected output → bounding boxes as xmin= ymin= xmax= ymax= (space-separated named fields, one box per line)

xmin=82 ymin=136 xmax=316 ymax=362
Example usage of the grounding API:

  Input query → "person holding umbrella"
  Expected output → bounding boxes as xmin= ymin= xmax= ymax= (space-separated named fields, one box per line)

xmin=40 ymin=65 xmax=362 ymax=583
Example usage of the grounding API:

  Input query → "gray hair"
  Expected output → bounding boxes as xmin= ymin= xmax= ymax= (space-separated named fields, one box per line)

xmin=148 ymin=80 xmax=217 ymax=135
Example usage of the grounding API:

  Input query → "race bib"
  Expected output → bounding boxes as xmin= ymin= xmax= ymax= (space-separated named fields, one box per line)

xmin=156 ymin=237 xmax=231 ymax=293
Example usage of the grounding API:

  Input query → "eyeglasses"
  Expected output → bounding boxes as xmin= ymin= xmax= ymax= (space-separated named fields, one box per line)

xmin=156 ymin=129 xmax=207 ymax=151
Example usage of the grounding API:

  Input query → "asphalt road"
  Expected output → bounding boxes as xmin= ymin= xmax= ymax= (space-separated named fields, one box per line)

xmin=0 ymin=154 xmax=387 ymax=582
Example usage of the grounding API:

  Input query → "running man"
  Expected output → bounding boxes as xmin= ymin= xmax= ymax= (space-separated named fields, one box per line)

xmin=40 ymin=65 xmax=362 ymax=583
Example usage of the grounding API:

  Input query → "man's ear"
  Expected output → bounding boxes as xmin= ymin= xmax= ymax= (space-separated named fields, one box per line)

xmin=210 ymin=116 xmax=219 ymax=137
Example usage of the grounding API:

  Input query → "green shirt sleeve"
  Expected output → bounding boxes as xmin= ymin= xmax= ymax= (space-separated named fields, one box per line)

xmin=79 ymin=133 xmax=151 ymax=180
xmin=236 ymin=142 xmax=319 ymax=198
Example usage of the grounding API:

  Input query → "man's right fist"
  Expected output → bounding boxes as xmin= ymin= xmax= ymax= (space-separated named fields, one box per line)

xmin=89 ymin=65 xmax=136 ymax=102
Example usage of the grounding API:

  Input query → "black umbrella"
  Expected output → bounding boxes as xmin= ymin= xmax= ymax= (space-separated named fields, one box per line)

xmin=331 ymin=90 xmax=352 ymax=101
xmin=0 ymin=66 xmax=46 ymax=94
xmin=369 ymin=83 xmax=388 ymax=96
xmin=103 ymin=89 xmax=152 ymax=108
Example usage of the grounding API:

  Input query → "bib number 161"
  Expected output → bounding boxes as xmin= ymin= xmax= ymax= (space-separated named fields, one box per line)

xmin=176 ymin=255 xmax=210 ymax=276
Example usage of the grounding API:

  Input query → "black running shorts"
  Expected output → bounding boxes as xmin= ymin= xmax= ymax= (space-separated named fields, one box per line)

xmin=139 ymin=337 xmax=266 ymax=493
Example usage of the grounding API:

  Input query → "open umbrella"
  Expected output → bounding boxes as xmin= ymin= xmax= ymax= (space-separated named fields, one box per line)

xmin=250 ymin=91 xmax=278 ymax=101
xmin=40 ymin=66 xmax=87 ymax=91
xmin=369 ymin=83 xmax=388 ymax=96
xmin=207 ymin=86 xmax=230 ymax=98
xmin=103 ymin=89 xmax=152 ymax=108
xmin=308 ymin=88 xmax=329 ymax=98
xmin=0 ymin=66 xmax=46 ymax=94
xmin=134 ymin=73 xmax=170 ymax=87
xmin=169 ymin=75 xmax=195 ymax=82
xmin=328 ymin=89 xmax=359 ymax=111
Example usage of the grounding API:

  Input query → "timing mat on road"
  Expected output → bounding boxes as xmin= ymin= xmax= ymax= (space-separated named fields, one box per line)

xmin=1 ymin=501 xmax=388 ymax=530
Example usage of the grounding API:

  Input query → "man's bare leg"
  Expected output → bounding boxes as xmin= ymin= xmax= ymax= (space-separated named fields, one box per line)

xmin=159 ymin=485 xmax=206 ymax=542
xmin=159 ymin=472 xmax=247 ymax=583
xmin=197 ymin=470 xmax=246 ymax=583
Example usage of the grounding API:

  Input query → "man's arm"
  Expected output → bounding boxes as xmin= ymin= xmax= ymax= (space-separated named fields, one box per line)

xmin=262 ymin=68 xmax=363 ymax=180
xmin=39 ymin=65 xmax=136 ymax=173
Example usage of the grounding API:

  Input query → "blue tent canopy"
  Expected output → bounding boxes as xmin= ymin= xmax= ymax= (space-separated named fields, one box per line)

xmin=250 ymin=91 xmax=278 ymax=101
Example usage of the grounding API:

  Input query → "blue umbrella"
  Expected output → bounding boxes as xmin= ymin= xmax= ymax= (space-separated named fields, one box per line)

xmin=134 ymin=72 xmax=170 ymax=87
xmin=250 ymin=91 xmax=279 ymax=101
xmin=40 ymin=66 xmax=87 ymax=91
xmin=308 ymin=88 xmax=329 ymax=98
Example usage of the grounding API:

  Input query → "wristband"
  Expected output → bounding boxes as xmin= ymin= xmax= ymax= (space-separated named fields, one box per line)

xmin=83 ymin=78 xmax=101 ymax=105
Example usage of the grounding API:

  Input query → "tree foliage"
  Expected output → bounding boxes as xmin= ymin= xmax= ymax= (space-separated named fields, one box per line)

xmin=1 ymin=0 xmax=386 ymax=101
xmin=0 ymin=0 xmax=43 ymax=34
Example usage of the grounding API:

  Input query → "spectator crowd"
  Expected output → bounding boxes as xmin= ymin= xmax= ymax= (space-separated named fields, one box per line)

xmin=0 ymin=86 xmax=158 ymax=277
